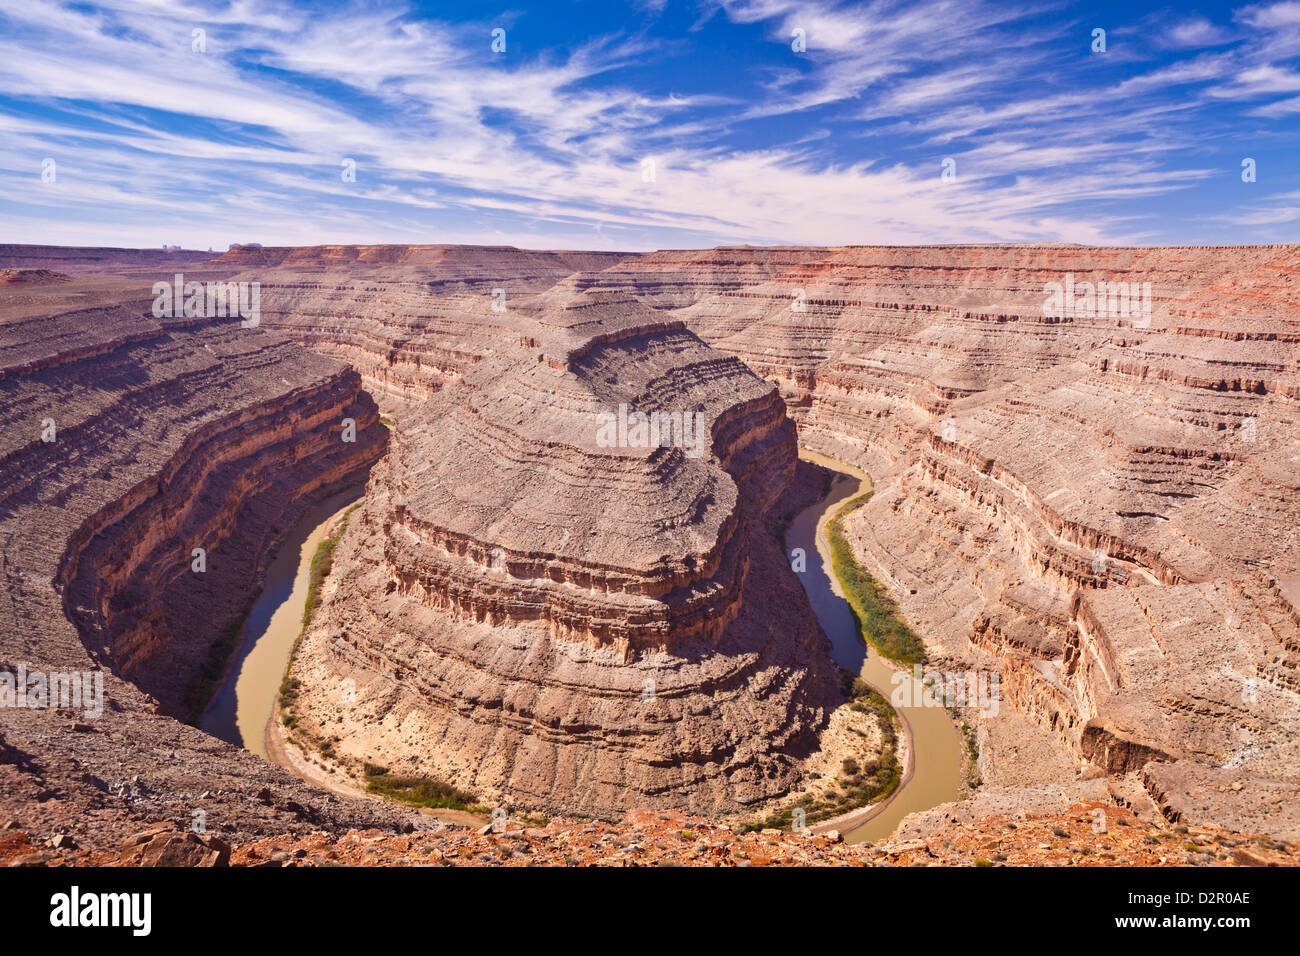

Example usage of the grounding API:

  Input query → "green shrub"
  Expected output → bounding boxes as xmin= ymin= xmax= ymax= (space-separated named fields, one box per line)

xmin=826 ymin=492 xmax=926 ymax=665
xmin=740 ymin=678 xmax=903 ymax=833
xmin=364 ymin=771 xmax=477 ymax=810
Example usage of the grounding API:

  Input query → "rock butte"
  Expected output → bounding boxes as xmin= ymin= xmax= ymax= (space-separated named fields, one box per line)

xmin=0 ymin=242 xmax=1297 ymax=851
xmin=286 ymin=287 xmax=840 ymax=817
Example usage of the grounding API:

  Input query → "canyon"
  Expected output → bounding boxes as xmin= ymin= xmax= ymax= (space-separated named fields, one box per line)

xmin=0 ymin=241 xmax=1297 ymax=860
xmin=281 ymin=288 xmax=846 ymax=818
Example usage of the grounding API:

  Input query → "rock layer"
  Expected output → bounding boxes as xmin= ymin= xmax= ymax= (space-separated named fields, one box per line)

xmin=246 ymin=242 xmax=1300 ymax=835
xmin=2 ymin=241 xmax=1297 ymax=847
xmin=0 ymin=265 xmax=412 ymax=849
xmin=642 ymin=243 xmax=1300 ymax=835
xmin=286 ymin=289 xmax=841 ymax=818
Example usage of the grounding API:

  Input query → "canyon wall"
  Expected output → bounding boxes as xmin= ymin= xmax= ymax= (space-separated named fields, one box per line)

xmin=238 ymin=242 xmax=1300 ymax=835
xmin=2 ymin=241 xmax=1296 ymax=845
xmin=602 ymin=244 xmax=1300 ymax=835
xmin=284 ymin=287 xmax=843 ymax=818
xmin=0 ymin=266 xmax=413 ymax=846
xmin=230 ymin=244 xmax=630 ymax=408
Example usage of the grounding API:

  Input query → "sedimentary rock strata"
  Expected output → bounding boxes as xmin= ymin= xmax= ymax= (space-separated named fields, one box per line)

xmin=252 ymin=242 xmax=1300 ymax=836
xmin=285 ymin=288 xmax=842 ymax=817
xmin=0 ymin=244 xmax=214 ymax=275
xmin=0 ymin=264 xmax=411 ymax=848
xmin=229 ymin=244 xmax=629 ymax=408
xmin=1 ymin=240 xmax=1296 ymax=850
xmin=632 ymin=243 xmax=1300 ymax=837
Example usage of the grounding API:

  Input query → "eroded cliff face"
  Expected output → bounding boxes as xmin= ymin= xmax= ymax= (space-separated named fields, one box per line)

xmin=225 ymin=244 xmax=631 ymax=408
xmin=626 ymin=243 xmax=1300 ymax=836
xmin=0 ymin=286 xmax=387 ymax=715
xmin=3 ymin=241 xmax=1297 ymax=849
xmin=284 ymin=288 xmax=842 ymax=818
xmin=0 ymin=269 xmax=412 ymax=848
xmin=241 ymin=242 xmax=1300 ymax=837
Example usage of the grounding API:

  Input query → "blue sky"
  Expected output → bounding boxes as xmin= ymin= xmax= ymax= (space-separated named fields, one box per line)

xmin=1 ymin=0 xmax=1297 ymax=249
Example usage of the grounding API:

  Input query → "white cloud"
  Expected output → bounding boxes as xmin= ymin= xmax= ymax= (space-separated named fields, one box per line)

xmin=1238 ymin=1 xmax=1300 ymax=30
xmin=0 ymin=0 xmax=1296 ymax=248
xmin=1162 ymin=18 xmax=1234 ymax=49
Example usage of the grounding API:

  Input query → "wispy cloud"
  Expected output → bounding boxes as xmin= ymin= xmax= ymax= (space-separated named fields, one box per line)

xmin=0 ymin=0 xmax=1296 ymax=249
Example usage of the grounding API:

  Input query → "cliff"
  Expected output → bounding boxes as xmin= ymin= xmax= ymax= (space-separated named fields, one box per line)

xmin=249 ymin=242 xmax=1300 ymax=837
xmin=0 ymin=271 xmax=413 ymax=848
xmin=283 ymin=288 xmax=844 ymax=818
xmin=2 ymin=241 xmax=1297 ymax=854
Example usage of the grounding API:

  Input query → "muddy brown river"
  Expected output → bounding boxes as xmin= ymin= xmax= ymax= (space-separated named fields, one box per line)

xmin=200 ymin=487 xmax=364 ymax=757
xmin=786 ymin=450 xmax=963 ymax=843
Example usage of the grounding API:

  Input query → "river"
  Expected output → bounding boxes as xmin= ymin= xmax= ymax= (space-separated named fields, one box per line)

xmin=200 ymin=487 xmax=364 ymax=757
xmin=202 ymin=452 xmax=958 ymax=840
xmin=786 ymin=450 xmax=964 ymax=844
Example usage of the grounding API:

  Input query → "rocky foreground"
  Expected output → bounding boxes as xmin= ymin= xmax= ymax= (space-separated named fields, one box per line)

xmin=3 ymin=803 xmax=1295 ymax=867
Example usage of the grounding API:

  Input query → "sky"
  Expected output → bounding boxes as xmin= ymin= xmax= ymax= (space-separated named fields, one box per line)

xmin=0 ymin=0 xmax=1297 ymax=250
